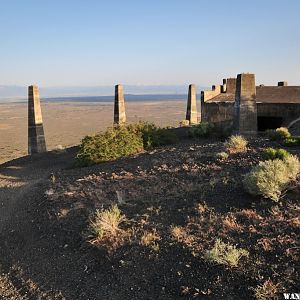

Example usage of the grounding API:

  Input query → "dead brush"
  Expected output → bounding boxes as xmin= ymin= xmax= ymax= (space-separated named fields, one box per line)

xmin=196 ymin=203 xmax=207 ymax=214
xmin=140 ymin=229 xmax=160 ymax=251
xmin=257 ymin=237 xmax=273 ymax=252
xmin=170 ymin=225 xmax=195 ymax=248
xmin=170 ymin=225 xmax=187 ymax=242
xmin=253 ymin=279 xmax=280 ymax=300
xmin=237 ymin=209 xmax=263 ymax=221
xmin=223 ymin=214 xmax=243 ymax=231
xmin=88 ymin=205 xmax=126 ymax=250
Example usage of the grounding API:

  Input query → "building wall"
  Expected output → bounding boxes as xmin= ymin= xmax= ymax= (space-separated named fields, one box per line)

xmin=257 ymin=103 xmax=300 ymax=126
xmin=202 ymin=101 xmax=300 ymax=129
xmin=202 ymin=102 xmax=234 ymax=123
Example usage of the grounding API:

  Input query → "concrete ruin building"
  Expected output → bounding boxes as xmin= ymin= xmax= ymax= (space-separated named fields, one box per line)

xmin=201 ymin=73 xmax=300 ymax=134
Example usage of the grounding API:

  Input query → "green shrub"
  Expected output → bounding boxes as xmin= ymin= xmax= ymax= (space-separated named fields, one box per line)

xmin=225 ymin=135 xmax=248 ymax=153
xmin=243 ymin=155 xmax=300 ymax=201
xmin=76 ymin=122 xmax=179 ymax=166
xmin=262 ymin=148 xmax=290 ymax=160
xmin=283 ymin=136 xmax=300 ymax=146
xmin=188 ymin=122 xmax=214 ymax=138
xmin=204 ymin=239 xmax=249 ymax=267
xmin=216 ymin=151 xmax=229 ymax=160
xmin=137 ymin=122 xmax=179 ymax=149
xmin=126 ymin=122 xmax=178 ymax=148
xmin=266 ymin=127 xmax=291 ymax=141
xmin=76 ymin=126 xmax=144 ymax=166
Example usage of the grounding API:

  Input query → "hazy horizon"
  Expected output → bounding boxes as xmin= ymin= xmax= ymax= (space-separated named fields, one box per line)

xmin=0 ymin=84 xmax=209 ymax=100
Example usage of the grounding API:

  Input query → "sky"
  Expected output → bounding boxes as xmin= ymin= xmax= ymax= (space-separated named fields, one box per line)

xmin=0 ymin=0 xmax=300 ymax=88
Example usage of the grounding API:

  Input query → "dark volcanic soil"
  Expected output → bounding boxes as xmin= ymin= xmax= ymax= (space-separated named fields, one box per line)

xmin=0 ymin=138 xmax=299 ymax=299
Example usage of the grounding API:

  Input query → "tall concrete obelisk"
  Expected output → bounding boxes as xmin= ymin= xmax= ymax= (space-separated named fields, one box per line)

xmin=234 ymin=73 xmax=257 ymax=135
xmin=114 ymin=84 xmax=126 ymax=125
xmin=28 ymin=85 xmax=47 ymax=154
xmin=186 ymin=84 xmax=197 ymax=124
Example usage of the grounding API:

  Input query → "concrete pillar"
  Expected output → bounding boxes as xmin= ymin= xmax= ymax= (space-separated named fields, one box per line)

xmin=186 ymin=84 xmax=197 ymax=124
xmin=114 ymin=84 xmax=126 ymax=125
xmin=226 ymin=78 xmax=237 ymax=93
xmin=221 ymin=79 xmax=227 ymax=93
xmin=234 ymin=73 xmax=257 ymax=135
xmin=28 ymin=85 xmax=47 ymax=154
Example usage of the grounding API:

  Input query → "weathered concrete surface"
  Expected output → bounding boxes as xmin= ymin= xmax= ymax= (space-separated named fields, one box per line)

xmin=234 ymin=73 xmax=257 ymax=134
xmin=258 ymin=103 xmax=300 ymax=127
xmin=186 ymin=84 xmax=197 ymax=124
xmin=225 ymin=78 xmax=237 ymax=93
xmin=114 ymin=84 xmax=126 ymax=125
xmin=28 ymin=85 xmax=47 ymax=154
xmin=201 ymin=85 xmax=222 ymax=102
xmin=202 ymin=101 xmax=234 ymax=124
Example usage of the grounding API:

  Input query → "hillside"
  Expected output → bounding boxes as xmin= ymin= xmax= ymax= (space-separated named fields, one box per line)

xmin=0 ymin=137 xmax=299 ymax=299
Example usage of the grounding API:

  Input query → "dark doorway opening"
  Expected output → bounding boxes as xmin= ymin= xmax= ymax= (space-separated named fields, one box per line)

xmin=257 ymin=116 xmax=283 ymax=131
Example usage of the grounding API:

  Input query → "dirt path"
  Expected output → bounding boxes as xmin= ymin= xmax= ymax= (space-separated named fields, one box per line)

xmin=0 ymin=149 xmax=77 ymax=299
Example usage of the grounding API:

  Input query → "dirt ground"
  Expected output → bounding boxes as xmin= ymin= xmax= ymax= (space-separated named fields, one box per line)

xmin=0 ymin=137 xmax=299 ymax=299
xmin=0 ymin=100 xmax=187 ymax=164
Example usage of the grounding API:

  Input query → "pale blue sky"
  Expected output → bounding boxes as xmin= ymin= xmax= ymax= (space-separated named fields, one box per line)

xmin=0 ymin=0 xmax=299 ymax=87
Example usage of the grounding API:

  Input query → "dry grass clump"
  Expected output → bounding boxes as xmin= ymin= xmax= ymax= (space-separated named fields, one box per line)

xmin=225 ymin=135 xmax=248 ymax=154
xmin=243 ymin=155 xmax=300 ymax=201
xmin=88 ymin=205 xmax=126 ymax=250
xmin=216 ymin=151 xmax=229 ymax=161
xmin=253 ymin=279 xmax=280 ymax=300
xmin=140 ymin=229 xmax=160 ymax=251
xmin=204 ymin=239 xmax=249 ymax=267
xmin=170 ymin=225 xmax=187 ymax=242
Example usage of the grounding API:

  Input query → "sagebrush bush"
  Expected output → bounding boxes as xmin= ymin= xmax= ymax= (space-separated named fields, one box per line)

xmin=283 ymin=154 xmax=300 ymax=180
xmin=204 ymin=239 xmax=249 ymax=267
xmin=225 ymin=135 xmax=248 ymax=153
xmin=76 ymin=126 xmax=144 ymax=166
xmin=76 ymin=122 xmax=178 ymax=166
xmin=188 ymin=122 xmax=214 ymax=138
xmin=262 ymin=148 xmax=290 ymax=160
xmin=216 ymin=151 xmax=229 ymax=160
xmin=243 ymin=155 xmax=300 ymax=201
xmin=266 ymin=127 xmax=291 ymax=141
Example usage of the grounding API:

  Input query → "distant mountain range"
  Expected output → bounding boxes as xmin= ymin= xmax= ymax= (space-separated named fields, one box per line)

xmin=0 ymin=85 xmax=208 ymax=102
